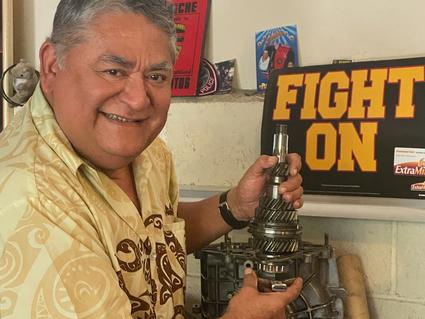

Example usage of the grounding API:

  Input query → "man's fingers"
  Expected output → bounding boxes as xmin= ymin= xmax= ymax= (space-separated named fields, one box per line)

xmin=283 ymin=186 xmax=304 ymax=204
xmin=287 ymin=153 xmax=302 ymax=176
xmin=250 ymin=153 xmax=301 ymax=177
xmin=278 ymin=277 xmax=303 ymax=304
xmin=242 ymin=267 xmax=258 ymax=289
xmin=292 ymin=197 xmax=304 ymax=209
xmin=279 ymin=174 xmax=303 ymax=194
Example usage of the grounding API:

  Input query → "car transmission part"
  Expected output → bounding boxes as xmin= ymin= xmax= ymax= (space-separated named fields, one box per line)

xmin=195 ymin=124 xmax=345 ymax=318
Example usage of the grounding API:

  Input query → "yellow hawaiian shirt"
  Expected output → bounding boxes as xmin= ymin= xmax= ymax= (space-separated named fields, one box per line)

xmin=0 ymin=85 xmax=186 ymax=319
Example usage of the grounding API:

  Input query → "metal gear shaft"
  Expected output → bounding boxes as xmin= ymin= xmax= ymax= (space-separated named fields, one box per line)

xmin=248 ymin=124 xmax=303 ymax=288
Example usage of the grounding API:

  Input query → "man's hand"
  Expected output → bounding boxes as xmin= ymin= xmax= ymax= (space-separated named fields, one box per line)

xmin=227 ymin=153 xmax=303 ymax=221
xmin=221 ymin=268 xmax=303 ymax=319
xmin=177 ymin=153 xmax=302 ymax=253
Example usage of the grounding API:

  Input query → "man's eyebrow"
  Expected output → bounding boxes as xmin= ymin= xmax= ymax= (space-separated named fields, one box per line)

xmin=148 ymin=61 xmax=173 ymax=72
xmin=98 ymin=54 xmax=172 ymax=72
xmin=99 ymin=54 xmax=135 ymax=69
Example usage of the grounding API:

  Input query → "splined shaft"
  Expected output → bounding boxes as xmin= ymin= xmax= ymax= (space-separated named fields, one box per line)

xmin=249 ymin=124 xmax=303 ymax=287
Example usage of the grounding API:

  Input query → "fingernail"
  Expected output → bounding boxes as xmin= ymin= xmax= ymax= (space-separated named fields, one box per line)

xmin=244 ymin=267 xmax=253 ymax=275
xmin=291 ymin=169 xmax=298 ymax=176
xmin=295 ymin=277 xmax=303 ymax=285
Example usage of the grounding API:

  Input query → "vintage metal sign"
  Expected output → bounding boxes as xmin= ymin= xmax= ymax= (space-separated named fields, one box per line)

xmin=261 ymin=57 xmax=425 ymax=199
xmin=171 ymin=0 xmax=210 ymax=96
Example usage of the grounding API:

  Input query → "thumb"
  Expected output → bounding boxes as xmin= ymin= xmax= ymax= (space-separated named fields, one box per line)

xmin=279 ymin=278 xmax=303 ymax=304
xmin=242 ymin=267 xmax=258 ymax=289
xmin=247 ymin=155 xmax=278 ymax=177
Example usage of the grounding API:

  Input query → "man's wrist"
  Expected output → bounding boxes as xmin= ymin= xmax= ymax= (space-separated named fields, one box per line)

xmin=218 ymin=189 xmax=249 ymax=229
xmin=226 ymin=188 xmax=249 ymax=221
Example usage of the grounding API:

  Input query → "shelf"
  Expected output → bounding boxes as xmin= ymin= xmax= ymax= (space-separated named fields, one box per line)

xmin=171 ymin=89 xmax=264 ymax=104
xmin=179 ymin=185 xmax=425 ymax=222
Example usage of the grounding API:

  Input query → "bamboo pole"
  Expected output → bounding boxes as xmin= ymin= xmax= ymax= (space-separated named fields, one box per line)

xmin=337 ymin=254 xmax=370 ymax=319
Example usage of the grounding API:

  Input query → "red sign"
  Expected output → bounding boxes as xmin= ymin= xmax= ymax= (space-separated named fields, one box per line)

xmin=172 ymin=0 xmax=210 ymax=96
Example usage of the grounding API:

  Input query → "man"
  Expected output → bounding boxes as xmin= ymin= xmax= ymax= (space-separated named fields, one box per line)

xmin=258 ymin=49 xmax=271 ymax=72
xmin=0 ymin=1 xmax=303 ymax=318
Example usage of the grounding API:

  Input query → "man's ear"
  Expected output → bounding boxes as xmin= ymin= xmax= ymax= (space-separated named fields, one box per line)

xmin=39 ymin=41 xmax=61 ymax=96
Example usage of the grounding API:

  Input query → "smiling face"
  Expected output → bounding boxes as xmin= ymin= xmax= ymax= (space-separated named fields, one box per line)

xmin=40 ymin=12 xmax=173 ymax=171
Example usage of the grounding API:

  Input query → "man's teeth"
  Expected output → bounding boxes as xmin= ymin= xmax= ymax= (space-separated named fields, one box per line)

xmin=104 ymin=113 xmax=136 ymax=123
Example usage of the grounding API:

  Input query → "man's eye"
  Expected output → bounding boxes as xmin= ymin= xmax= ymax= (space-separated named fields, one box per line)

xmin=149 ymin=73 xmax=167 ymax=83
xmin=104 ymin=69 xmax=124 ymax=77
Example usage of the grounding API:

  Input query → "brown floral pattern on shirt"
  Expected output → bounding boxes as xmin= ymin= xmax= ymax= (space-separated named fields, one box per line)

xmin=144 ymin=214 xmax=163 ymax=229
xmin=142 ymin=237 xmax=158 ymax=306
xmin=116 ymin=238 xmax=143 ymax=272
xmin=116 ymin=270 xmax=151 ymax=314
xmin=156 ymin=243 xmax=184 ymax=305
xmin=164 ymin=230 xmax=186 ymax=270
xmin=172 ymin=305 xmax=186 ymax=319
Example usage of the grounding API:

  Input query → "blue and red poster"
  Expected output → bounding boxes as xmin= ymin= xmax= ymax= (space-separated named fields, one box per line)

xmin=255 ymin=25 xmax=299 ymax=92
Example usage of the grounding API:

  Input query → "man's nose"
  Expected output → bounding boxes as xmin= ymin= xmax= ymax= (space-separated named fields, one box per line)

xmin=119 ymin=76 xmax=151 ymax=110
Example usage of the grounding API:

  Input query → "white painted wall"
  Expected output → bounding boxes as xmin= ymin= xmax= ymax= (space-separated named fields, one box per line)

xmin=205 ymin=0 xmax=425 ymax=89
xmin=15 ymin=0 xmax=425 ymax=89
xmin=13 ymin=0 xmax=58 ymax=67
xmin=12 ymin=1 xmax=425 ymax=317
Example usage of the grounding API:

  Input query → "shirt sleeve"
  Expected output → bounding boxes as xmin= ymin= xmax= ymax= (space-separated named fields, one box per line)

xmin=0 ymin=198 xmax=134 ymax=319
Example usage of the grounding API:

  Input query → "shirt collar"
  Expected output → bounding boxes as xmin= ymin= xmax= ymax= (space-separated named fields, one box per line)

xmin=29 ymin=84 xmax=86 ymax=175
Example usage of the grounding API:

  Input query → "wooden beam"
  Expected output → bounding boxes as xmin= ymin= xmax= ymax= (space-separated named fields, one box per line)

xmin=2 ymin=0 xmax=14 ymax=129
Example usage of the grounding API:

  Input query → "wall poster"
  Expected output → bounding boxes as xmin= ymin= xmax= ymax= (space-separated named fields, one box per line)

xmin=171 ymin=0 xmax=210 ymax=96
xmin=261 ymin=57 xmax=425 ymax=199
xmin=255 ymin=25 xmax=299 ymax=92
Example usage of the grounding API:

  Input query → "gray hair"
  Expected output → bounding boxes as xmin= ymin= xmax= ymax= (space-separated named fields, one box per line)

xmin=49 ymin=0 xmax=176 ymax=67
